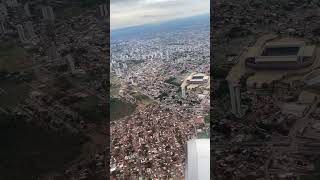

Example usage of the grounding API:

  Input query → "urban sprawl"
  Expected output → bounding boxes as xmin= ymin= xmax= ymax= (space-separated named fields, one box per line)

xmin=110 ymin=25 xmax=210 ymax=178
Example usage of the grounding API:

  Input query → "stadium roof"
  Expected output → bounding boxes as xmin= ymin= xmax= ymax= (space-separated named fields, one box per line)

xmin=255 ymin=56 xmax=298 ymax=63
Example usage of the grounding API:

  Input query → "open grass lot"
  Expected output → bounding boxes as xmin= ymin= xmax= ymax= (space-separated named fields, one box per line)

xmin=110 ymin=84 xmax=120 ymax=97
xmin=134 ymin=94 xmax=151 ymax=101
xmin=111 ymin=74 xmax=120 ymax=84
xmin=110 ymin=75 xmax=121 ymax=97
xmin=130 ymin=91 xmax=155 ymax=106
xmin=110 ymin=97 xmax=136 ymax=121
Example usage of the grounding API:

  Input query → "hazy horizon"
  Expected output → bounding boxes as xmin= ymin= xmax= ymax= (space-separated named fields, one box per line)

xmin=111 ymin=13 xmax=209 ymax=32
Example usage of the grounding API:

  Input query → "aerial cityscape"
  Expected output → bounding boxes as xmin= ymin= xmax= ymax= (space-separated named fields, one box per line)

xmin=110 ymin=0 xmax=210 ymax=178
xmin=213 ymin=0 xmax=320 ymax=179
xmin=7 ymin=0 xmax=320 ymax=179
xmin=0 ymin=0 xmax=108 ymax=179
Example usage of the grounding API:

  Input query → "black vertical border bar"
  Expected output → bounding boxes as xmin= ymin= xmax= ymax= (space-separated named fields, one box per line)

xmin=106 ymin=0 xmax=111 ymax=178
xmin=210 ymin=0 xmax=215 ymax=179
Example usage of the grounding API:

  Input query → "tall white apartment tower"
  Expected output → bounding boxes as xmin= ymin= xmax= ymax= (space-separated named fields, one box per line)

xmin=41 ymin=6 xmax=55 ymax=22
xmin=181 ymin=84 xmax=186 ymax=98
xmin=99 ymin=4 xmax=108 ymax=17
xmin=17 ymin=24 xmax=27 ymax=42
xmin=228 ymin=81 xmax=243 ymax=118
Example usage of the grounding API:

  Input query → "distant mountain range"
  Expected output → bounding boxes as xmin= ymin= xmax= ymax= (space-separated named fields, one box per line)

xmin=111 ymin=14 xmax=210 ymax=40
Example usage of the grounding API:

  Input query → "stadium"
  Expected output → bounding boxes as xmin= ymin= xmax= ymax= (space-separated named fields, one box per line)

xmin=245 ymin=41 xmax=316 ymax=69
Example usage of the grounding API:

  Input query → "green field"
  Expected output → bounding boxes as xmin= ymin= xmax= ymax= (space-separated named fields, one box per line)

xmin=110 ymin=98 xmax=136 ymax=121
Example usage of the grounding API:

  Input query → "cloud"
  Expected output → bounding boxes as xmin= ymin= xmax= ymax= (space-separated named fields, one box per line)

xmin=110 ymin=0 xmax=142 ymax=4
xmin=111 ymin=0 xmax=209 ymax=30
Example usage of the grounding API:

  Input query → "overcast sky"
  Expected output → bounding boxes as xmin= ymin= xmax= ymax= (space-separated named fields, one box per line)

xmin=111 ymin=0 xmax=209 ymax=30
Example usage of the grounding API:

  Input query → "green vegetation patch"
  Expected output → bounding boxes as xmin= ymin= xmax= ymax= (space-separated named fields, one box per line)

xmin=110 ymin=85 xmax=120 ymax=97
xmin=164 ymin=77 xmax=181 ymax=87
xmin=110 ymin=97 xmax=136 ymax=121
xmin=111 ymin=75 xmax=120 ymax=84
xmin=0 ymin=114 xmax=87 ymax=179
xmin=240 ymin=72 xmax=255 ymax=91
xmin=215 ymin=80 xmax=229 ymax=98
xmin=180 ymin=70 xmax=187 ymax=74
xmin=157 ymin=91 xmax=169 ymax=100
xmin=71 ymin=96 xmax=106 ymax=124
xmin=135 ymin=94 xmax=150 ymax=101
xmin=53 ymin=76 xmax=74 ymax=91
xmin=62 ymin=7 xmax=83 ymax=18
xmin=130 ymin=91 xmax=150 ymax=101
xmin=198 ymin=130 xmax=210 ymax=139
xmin=0 ymin=43 xmax=28 ymax=72
xmin=204 ymin=115 xmax=210 ymax=124
xmin=110 ymin=75 xmax=121 ymax=97
xmin=300 ymin=157 xmax=320 ymax=180
xmin=300 ymin=175 xmax=320 ymax=180
xmin=0 ymin=80 xmax=30 ymax=109
xmin=131 ymin=92 xmax=154 ymax=106
xmin=213 ymin=66 xmax=229 ymax=79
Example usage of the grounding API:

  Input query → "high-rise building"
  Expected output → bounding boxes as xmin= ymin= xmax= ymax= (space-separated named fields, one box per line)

xmin=0 ymin=3 xmax=7 ymax=17
xmin=0 ymin=21 xmax=6 ymax=34
xmin=25 ymin=21 xmax=36 ymax=38
xmin=48 ymin=44 xmax=59 ymax=61
xmin=6 ymin=0 xmax=18 ymax=7
xmin=181 ymin=84 xmax=186 ymax=98
xmin=24 ymin=3 xmax=31 ymax=17
xmin=66 ymin=54 xmax=76 ymax=74
xmin=41 ymin=6 xmax=55 ymax=22
xmin=228 ymin=80 xmax=243 ymax=117
xmin=99 ymin=4 xmax=108 ymax=17
xmin=17 ymin=24 xmax=27 ymax=42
